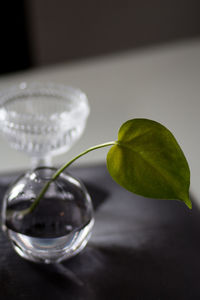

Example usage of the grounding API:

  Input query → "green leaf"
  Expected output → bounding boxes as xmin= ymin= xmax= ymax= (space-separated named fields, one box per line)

xmin=107 ymin=119 xmax=191 ymax=209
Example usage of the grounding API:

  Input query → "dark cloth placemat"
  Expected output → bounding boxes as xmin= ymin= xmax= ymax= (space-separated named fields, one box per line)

xmin=0 ymin=164 xmax=200 ymax=300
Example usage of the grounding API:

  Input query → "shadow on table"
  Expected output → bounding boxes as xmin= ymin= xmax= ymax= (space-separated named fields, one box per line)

xmin=1 ymin=166 xmax=200 ymax=299
xmin=15 ymin=234 xmax=199 ymax=300
xmin=84 ymin=181 xmax=110 ymax=211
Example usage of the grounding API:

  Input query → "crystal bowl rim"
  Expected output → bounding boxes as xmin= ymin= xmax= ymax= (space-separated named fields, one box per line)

xmin=0 ymin=82 xmax=90 ymax=122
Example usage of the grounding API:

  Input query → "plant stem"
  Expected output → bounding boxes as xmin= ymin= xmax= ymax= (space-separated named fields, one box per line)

xmin=52 ymin=141 xmax=116 ymax=180
xmin=21 ymin=141 xmax=116 ymax=217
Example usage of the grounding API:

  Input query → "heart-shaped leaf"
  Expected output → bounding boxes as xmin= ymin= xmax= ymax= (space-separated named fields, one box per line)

xmin=107 ymin=119 xmax=191 ymax=208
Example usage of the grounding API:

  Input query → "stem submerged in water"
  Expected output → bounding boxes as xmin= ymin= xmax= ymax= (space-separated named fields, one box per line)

xmin=21 ymin=141 xmax=116 ymax=217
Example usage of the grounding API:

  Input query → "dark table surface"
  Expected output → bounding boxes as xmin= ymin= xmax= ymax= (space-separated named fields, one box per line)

xmin=0 ymin=164 xmax=200 ymax=300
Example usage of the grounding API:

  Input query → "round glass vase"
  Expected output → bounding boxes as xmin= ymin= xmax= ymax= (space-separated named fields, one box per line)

xmin=1 ymin=167 xmax=94 ymax=264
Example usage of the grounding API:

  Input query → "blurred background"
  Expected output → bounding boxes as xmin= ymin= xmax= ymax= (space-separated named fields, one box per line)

xmin=0 ymin=0 xmax=200 ymax=201
xmin=1 ymin=0 xmax=200 ymax=74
